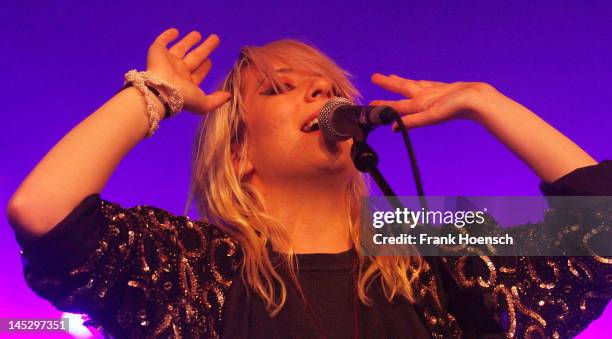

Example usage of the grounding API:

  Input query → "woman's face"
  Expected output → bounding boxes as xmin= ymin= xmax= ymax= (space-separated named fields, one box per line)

xmin=240 ymin=65 xmax=355 ymax=185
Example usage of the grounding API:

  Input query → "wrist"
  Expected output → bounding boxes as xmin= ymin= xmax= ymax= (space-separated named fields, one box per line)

xmin=465 ymin=83 xmax=508 ymax=125
xmin=140 ymin=69 xmax=183 ymax=116
xmin=121 ymin=86 xmax=164 ymax=109
xmin=115 ymin=87 xmax=163 ymax=138
xmin=123 ymin=70 xmax=184 ymax=137
xmin=122 ymin=82 xmax=172 ymax=119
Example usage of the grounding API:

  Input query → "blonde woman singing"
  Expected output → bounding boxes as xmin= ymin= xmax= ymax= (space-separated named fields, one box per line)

xmin=8 ymin=28 xmax=612 ymax=338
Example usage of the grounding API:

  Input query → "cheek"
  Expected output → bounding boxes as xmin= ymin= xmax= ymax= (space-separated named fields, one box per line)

xmin=248 ymin=114 xmax=285 ymax=146
xmin=247 ymin=104 xmax=297 ymax=146
xmin=245 ymin=108 xmax=295 ymax=164
xmin=249 ymin=124 xmax=285 ymax=156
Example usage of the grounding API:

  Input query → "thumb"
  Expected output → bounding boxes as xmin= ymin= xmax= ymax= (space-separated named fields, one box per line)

xmin=197 ymin=91 xmax=232 ymax=113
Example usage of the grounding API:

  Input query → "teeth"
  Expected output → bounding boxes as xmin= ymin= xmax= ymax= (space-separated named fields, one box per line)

xmin=302 ymin=118 xmax=320 ymax=132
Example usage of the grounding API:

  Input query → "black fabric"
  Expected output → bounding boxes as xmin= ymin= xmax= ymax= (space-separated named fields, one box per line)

xmin=222 ymin=249 xmax=431 ymax=339
xmin=222 ymin=160 xmax=612 ymax=338
xmin=539 ymin=160 xmax=612 ymax=195
xmin=14 ymin=160 xmax=612 ymax=338
xmin=15 ymin=193 xmax=107 ymax=274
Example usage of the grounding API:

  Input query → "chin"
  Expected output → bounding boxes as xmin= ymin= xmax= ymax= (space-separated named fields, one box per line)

xmin=319 ymin=139 xmax=354 ymax=167
xmin=315 ymin=150 xmax=355 ymax=177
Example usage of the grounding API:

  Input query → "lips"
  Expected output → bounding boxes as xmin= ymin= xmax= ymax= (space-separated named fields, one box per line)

xmin=302 ymin=118 xmax=320 ymax=132
xmin=301 ymin=111 xmax=321 ymax=133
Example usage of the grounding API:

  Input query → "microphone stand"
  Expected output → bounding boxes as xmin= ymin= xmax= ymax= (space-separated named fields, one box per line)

xmin=350 ymin=122 xmax=451 ymax=336
xmin=351 ymin=141 xmax=400 ymax=200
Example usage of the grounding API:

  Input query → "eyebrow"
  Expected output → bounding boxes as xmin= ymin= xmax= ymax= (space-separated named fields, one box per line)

xmin=256 ymin=68 xmax=295 ymax=90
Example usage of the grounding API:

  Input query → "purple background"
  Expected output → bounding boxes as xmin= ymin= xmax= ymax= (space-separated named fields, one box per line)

xmin=1 ymin=1 xmax=610 ymax=337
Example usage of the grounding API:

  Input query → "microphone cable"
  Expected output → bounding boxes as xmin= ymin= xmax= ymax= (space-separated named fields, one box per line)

xmin=391 ymin=112 xmax=453 ymax=337
xmin=392 ymin=114 xmax=428 ymax=211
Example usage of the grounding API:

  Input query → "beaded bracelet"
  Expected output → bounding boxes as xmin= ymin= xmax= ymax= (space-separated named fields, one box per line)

xmin=122 ymin=83 xmax=173 ymax=119
xmin=123 ymin=70 xmax=184 ymax=137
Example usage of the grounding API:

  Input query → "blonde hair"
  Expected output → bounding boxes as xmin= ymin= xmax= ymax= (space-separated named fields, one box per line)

xmin=186 ymin=39 xmax=423 ymax=315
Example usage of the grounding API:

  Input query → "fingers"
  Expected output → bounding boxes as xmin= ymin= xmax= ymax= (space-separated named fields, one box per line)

xmin=183 ymin=34 xmax=220 ymax=71
xmin=414 ymin=79 xmax=446 ymax=88
xmin=371 ymin=73 xmax=449 ymax=95
xmin=191 ymin=60 xmax=212 ymax=85
xmin=370 ymin=98 xmax=433 ymax=129
xmin=392 ymin=112 xmax=441 ymax=130
xmin=151 ymin=28 xmax=180 ymax=49
xmin=169 ymin=31 xmax=202 ymax=59
xmin=370 ymin=97 xmax=449 ymax=130
xmin=385 ymin=74 xmax=447 ymax=87
xmin=369 ymin=99 xmax=420 ymax=115
xmin=371 ymin=73 xmax=422 ymax=98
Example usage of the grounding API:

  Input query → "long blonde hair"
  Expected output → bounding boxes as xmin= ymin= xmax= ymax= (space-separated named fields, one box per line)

xmin=186 ymin=39 xmax=423 ymax=315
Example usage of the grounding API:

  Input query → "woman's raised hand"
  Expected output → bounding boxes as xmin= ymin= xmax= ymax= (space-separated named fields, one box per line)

xmin=147 ymin=28 xmax=231 ymax=115
xmin=369 ymin=73 xmax=597 ymax=182
xmin=369 ymin=73 xmax=497 ymax=130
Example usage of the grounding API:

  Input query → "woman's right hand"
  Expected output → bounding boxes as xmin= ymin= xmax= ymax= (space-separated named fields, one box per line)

xmin=146 ymin=28 xmax=231 ymax=114
xmin=6 ymin=28 xmax=232 ymax=239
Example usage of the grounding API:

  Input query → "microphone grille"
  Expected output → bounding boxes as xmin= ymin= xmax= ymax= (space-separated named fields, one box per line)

xmin=318 ymin=97 xmax=354 ymax=141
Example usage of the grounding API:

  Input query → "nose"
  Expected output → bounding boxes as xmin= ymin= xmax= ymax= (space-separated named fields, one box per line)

xmin=305 ymin=77 xmax=333 ymax=102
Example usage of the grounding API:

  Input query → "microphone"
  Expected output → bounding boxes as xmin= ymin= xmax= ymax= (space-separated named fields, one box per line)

xmin=318 ymin=97 xmax=398 ymax=142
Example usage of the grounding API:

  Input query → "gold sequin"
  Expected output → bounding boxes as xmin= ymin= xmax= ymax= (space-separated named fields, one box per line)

xmin=18 ymin=196 xmax=612 ymax=338
xmin=526 ymin=258 xmax=559 ymax=289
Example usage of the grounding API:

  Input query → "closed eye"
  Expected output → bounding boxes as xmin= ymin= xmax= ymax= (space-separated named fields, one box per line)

xmin=259 ymin=82 xmax=295 ymax=96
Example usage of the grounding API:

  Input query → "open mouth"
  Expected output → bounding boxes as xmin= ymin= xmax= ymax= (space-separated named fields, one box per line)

xmin=301 ymin=117 xmax=320 ymax=133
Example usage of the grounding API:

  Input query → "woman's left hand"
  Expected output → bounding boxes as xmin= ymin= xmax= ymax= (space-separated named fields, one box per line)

xmin=369 ymin=73 xmax=597 ymax=183
xmin=369 ymin=73 xmax=497 ymax=130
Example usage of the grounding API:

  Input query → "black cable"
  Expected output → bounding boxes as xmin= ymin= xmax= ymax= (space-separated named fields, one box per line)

xmin=393 ymin=114 xmax=428 ymax=211
xmin=366 ymin=163 xmax=397 ymax=197
xmin=390 ymin=113 xmax=451 ymax=337
xmin=349 ymin=107 xmax=452 ymax=336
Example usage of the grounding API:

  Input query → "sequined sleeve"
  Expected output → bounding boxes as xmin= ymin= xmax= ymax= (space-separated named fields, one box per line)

xmin=440 ymin=161 xmax=612 ymax=338
xmin=16 ymin=194 xmax=241 ymax=338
